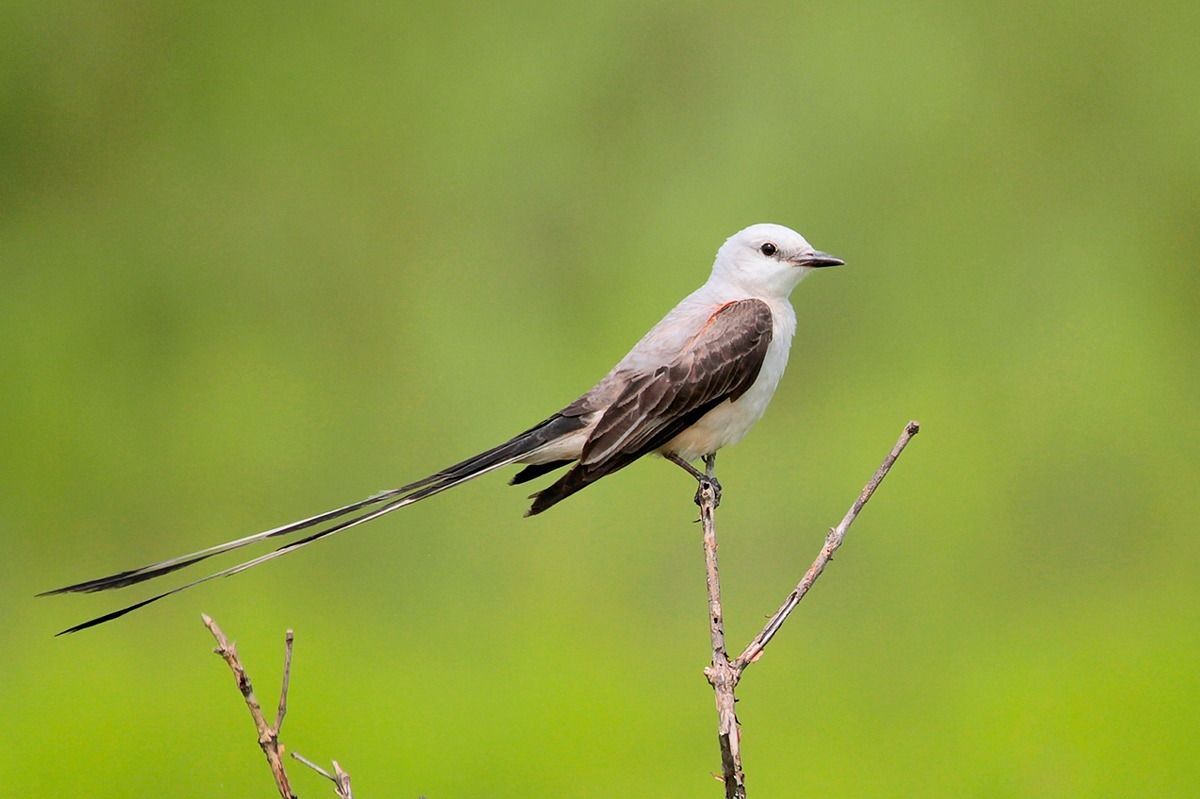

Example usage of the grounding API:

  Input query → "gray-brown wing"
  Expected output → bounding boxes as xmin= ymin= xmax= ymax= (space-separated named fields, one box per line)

xmin=526 ymin=299 xmax=774 ymax=515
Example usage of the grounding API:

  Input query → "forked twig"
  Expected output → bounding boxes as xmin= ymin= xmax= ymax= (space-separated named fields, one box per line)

xmin=202 ymin=615 xmax=353 ymax=798
xmin=203 ymin=614 xmax=296 ymax=799
xmin=699 ymin=420 xmax=920 ymax=798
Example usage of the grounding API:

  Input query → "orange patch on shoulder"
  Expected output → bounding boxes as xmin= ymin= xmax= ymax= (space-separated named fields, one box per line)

xmin=711 ymin=300 xmax=737 ymax=317
xmin=684 ymin=301 xmax=738 ymax=349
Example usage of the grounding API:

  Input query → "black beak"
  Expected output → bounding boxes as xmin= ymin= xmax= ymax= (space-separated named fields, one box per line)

xmin=792 ymin=250 xmax=845 ymax=268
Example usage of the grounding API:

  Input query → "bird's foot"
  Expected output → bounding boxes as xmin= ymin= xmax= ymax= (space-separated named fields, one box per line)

xmin=694 ymin=475 xmax=722 ymax=508
xmin=664 ymin=451 xmax=722 ymax=510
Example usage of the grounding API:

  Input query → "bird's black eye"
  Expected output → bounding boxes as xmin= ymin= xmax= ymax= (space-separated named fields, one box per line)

xmin=760 ymin=242 xmax=777 ymax=257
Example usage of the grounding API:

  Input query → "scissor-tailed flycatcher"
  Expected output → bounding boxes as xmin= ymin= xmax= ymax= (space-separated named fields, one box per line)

xmin=46 ymin=223 xmax=843 ymax=633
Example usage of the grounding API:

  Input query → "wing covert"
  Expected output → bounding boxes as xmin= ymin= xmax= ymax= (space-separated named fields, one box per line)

xmin=526 ymin=298 xmax=774 ymax=515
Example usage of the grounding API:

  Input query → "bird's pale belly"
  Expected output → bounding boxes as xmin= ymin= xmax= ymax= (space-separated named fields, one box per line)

xmin=663 ymin=401 xmax=753 ymax=460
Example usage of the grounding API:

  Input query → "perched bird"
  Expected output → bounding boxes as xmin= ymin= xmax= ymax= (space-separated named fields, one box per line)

xmin=45 ymin=223 xmax=843 ymax=633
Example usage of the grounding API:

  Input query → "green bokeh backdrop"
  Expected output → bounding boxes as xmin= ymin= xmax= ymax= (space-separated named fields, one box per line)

xmin=3 ymin=2 xmax=1198 ymax=796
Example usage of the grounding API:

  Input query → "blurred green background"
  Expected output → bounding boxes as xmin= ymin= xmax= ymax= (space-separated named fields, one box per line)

xmin=3 ymin=2 xmax=1198 ymax=796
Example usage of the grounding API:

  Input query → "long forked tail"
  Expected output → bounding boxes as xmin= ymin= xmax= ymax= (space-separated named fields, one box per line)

xmin=43 ymin=412 xmax=586 ymax=634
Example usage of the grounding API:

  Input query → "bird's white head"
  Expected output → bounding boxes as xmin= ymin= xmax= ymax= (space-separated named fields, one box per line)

xmin=710 ymin=223 xmax=843 ymax=298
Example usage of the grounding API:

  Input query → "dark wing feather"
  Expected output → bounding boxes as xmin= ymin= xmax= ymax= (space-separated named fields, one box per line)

xmin=527 ymin=299 xmax=774 ymax=515
xmin=509 ymin=460 xmax=573 ymax=485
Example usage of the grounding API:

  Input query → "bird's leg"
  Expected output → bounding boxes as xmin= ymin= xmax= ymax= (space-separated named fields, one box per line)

xmin=702 ymin=452 xmax=722 ymax=506
xmin=664 ymin=451 xmax=706 ymax=480
xmin=664 ymin=452 xmax=722 ymax=508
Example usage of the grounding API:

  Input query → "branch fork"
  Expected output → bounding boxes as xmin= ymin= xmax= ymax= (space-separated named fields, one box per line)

xmin=695 ymin=420 xmax=920 ymax=798
xmin=202 ymin=615 xmax=353 ymax=799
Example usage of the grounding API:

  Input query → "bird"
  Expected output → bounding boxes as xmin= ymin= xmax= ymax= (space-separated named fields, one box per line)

xmin=44 ymin=223 xmax=843 ymax=634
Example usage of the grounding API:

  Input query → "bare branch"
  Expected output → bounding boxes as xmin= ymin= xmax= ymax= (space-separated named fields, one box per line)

xmin=733 ymin=420 xmax=919 ymax=671
xmin=292 ymin=752 xmax=355 ymax=799
xmin=696 ymin=420 xmax=920 ymax=798
xmin=203 ymin=617 xmax=354 ymax=798
xmin=276 ymin=629 xmax=295 ymax=732
xmin=292 ymin=751 xmax=335 ymax=780
xmin=202 ymin=614 xmax=296 ymax=799
xmin=698 ymin=475 xmax=746 ymax=799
